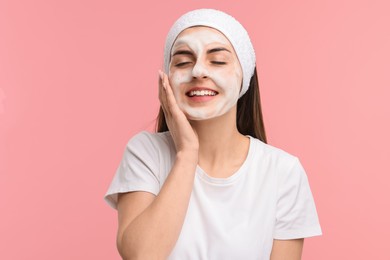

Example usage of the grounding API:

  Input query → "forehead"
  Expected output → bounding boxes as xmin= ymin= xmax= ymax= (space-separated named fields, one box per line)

xmin=172 ymin=26 xmax=232 ymax=50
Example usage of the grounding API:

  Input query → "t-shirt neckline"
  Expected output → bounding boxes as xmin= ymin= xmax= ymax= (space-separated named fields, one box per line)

xmin=196 ymin=135 xmax=254 ymax=185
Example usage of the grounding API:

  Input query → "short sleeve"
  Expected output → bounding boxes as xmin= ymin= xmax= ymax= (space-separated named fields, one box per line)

xmin=273 ymin=158 xmax=322 ymax=239
xmin=104 ymin=132 xmax=161 ymax=210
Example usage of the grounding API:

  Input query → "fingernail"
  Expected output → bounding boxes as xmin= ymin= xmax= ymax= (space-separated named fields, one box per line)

xmin=158 ymin=70 xmax=163 ymax=80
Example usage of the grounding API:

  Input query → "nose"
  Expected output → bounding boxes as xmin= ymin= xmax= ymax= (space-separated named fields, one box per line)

xmin=191 ymin=60 xmax=209 ymax=79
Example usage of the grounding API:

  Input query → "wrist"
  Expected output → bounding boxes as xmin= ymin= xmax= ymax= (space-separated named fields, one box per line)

xmin=175 ymin=150 xmax=198 ymax=166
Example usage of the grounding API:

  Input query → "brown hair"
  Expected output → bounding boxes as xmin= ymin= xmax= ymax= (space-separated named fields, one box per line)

xmin=155 ymin=67 xmax=267 ymax=143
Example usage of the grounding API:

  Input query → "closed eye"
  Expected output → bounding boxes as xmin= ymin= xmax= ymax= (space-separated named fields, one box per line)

xmin=211 ymin=61 xmax=227 ymax=65
xmin=175 ymin=62 xmax=192 ymax=67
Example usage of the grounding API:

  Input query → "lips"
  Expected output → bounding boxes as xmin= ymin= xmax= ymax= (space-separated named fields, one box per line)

xmin=185 ymin=87 xmax=218 ymax=97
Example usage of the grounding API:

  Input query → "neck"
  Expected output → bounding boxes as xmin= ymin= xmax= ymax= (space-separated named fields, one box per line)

xmin=189 ymin=106 xmax=249 ymax=176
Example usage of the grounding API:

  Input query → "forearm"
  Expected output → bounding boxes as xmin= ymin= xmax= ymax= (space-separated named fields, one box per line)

xmin=270 ymin=239 xmax=304 ymax=260
xmin=119 ymin=151 xmax=197 ymax=259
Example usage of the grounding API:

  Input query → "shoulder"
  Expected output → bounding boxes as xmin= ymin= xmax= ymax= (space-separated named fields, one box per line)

xmin=121 ymin=131 xmax=176 ymax=167
xmin=249 ymin=137 xmax=299 ymax=171
xmin=126 ymin=131 xmax=174 ymax=153
xmin=250 ymin=138 xmax=312 ymax=198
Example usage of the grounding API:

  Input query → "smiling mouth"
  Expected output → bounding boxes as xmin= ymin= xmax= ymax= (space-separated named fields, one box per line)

xmin=186 ymin=90 xmax=218 ymax=97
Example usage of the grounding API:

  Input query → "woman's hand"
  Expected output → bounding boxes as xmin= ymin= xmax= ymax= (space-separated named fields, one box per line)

xmin=158 ymin=70 xmax=199 ymax=159
xmin=117 ymin=71 xmax=200 ymax=259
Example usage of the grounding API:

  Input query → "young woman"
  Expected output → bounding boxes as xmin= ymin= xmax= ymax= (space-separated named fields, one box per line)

xmin=105 ymin=9 xmax=322 ymax=260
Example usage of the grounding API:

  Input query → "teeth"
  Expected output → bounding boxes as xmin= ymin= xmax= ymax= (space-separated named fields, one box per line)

xmin=188 ymin=90 xmax=217 ymax=97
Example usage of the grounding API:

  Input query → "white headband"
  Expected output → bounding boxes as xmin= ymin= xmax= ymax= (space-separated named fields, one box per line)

xmin=163 ymin=8 xmax=256 ymax=98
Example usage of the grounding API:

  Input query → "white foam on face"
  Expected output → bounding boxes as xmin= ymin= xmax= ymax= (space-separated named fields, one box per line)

xmin=168 ymin=27 xmax=242 ymax=120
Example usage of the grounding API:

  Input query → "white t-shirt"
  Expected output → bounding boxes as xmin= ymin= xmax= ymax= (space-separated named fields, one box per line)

xmin=104 ymin=131 xmax=322 ymax=259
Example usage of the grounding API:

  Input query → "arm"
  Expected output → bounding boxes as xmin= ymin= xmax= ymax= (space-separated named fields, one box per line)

xmin=270 ymin=239 xmax=304 ymax=260
xmin=117 ymin=151 xmax=197 ymax=259
xmin=116 ymin=71 xmax=199 ymax=260
xmin=271 ymin=159 xmax=321 ymax=259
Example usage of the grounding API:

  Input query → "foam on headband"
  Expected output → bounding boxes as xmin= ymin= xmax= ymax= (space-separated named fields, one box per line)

xmin=163 ymin=8 xmax=256 ymax=98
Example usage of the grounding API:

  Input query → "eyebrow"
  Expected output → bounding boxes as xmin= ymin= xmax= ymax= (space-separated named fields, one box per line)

xmin=172 ymin=47 xmax=231 ymax=57
xmin=172 ymin=50 xmax=193 ymax=56
xmin=207 ymin=47 xmax=231 ymax=54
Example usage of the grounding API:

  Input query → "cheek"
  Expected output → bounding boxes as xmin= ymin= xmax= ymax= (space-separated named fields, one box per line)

xmin=228 ymin=64 xmax=243 ymax=98
xmin=234 ymin=71 xmax=243 ymax=94
xmin=211 ymin=66 xmax=242 ymax=98
xmin=169 ymin=69 xmax=192 ymax=96
xmin=168 ymin=69 xmax=194 ymax=115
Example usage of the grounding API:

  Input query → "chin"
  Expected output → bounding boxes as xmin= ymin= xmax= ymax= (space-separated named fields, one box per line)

xmin=182 ymin=106 xmax=236 ymax=121
xmin=185 ymin=112 xmax=214 ymax=121
xmin=186 ymin=115 xmax=211 ymax=121
xmin=185 ymin=110 xmax=224 ymax=121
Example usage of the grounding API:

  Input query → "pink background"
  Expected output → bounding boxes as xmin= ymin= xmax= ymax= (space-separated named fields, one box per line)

xmin=1 ymin=0 xmax=389 ymax=259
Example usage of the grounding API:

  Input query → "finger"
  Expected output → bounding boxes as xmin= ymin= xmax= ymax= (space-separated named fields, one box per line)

xmin=158 ymin=70 xmax=166 ymax=90
xmin=161 ymin=72 xmax=180 ymax=113
xmin=158 ymin=70 xmax=167 ymax=103
xmin=159 ymin=91 xmax=168 ymax=114
xmin=158 ymin=71 xmax=171 ymax=118
xmin=159 ymin=86 xmax=170 ymax=119
xmin=158 ymin=78 xmax=165 ymax=103
xmin=158 ymin=70 xmax=165 ymax=98
xmin=159 ymin=72 xmax=171 ymax=110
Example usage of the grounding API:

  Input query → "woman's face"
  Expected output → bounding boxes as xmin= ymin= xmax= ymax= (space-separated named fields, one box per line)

xmin=168 ymin=26 xmax=243 ymax=120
